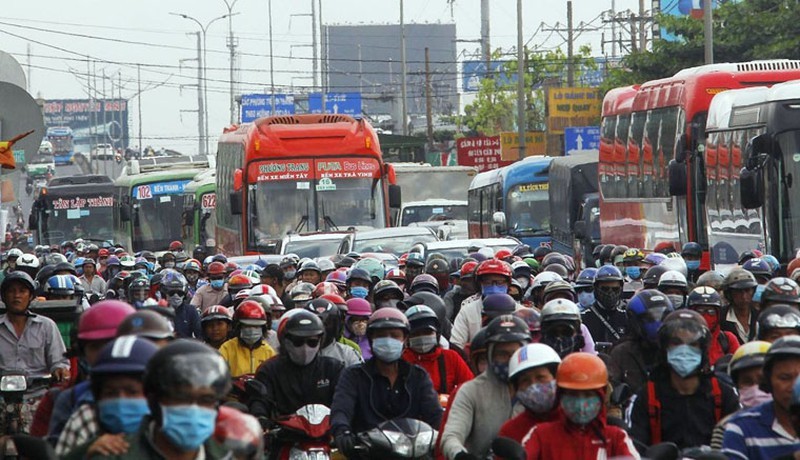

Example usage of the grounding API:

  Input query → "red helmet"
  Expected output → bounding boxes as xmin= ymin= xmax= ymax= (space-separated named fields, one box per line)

xmin=214 ymin=406 xmax=263 ymax=459
xmin=235 ymin=300 xmax=268 ymax=326
xmin=207 ymin=261 xmax=226 ymax=276
xmin=78 ymin=300 xmax=136 ymax=341
xmin=494 ymin=249 xmax=513 ymax=261
xmin=476 ymin=259 xmax=512 ymax=279
xmin=398 ymin=253 xmax=408 ymax=268
xmin=183 ymin=259 xmax=201 ymax=273
xmin=313 ymin=282 xmax=340 ymax=298
xmin=321 ymin=293 xmax=347 ymax=307
xmin=227 ymin=274 xmax=253 ymax=291
xmin=225 ymin=262 xmax=240 ymax=274
xmin=460 ymin=261 xmax=479 ymax=279
xmin=201 ymin=305 xmax=233 ymax=323
xmin=98 ymin=248 xmax=110 ymax=257
xmin=386 ymin=268 xmax=406 ymax=283
xmin=169 ymin=241 xmax=184 ymax=252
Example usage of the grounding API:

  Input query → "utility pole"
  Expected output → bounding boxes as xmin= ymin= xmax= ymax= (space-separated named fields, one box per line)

xmin=704 ymin=0 xmax=714 ymax=64
xmin=400 ymin=0 xmax=408 ymax=135
xmin=102 ymin=70 xmax=108 ymax=176
xmin=611 ymin=0 xmax=617 ymax=58
xmin=480 ymin=0 xmax=491 ymax=71
xmin=195 ymin=32 xmax=206 ymax=155
xmin=425 ymin=47 xmax=433 ymax=151
xmin=268 ymin=0 xmax=275 ymax=115
xmin=223 ymin=0 xmax=239 ymax=125
xmin=567 ymin=1 xmax=574 ymax=87
xmin=516 ymin=0 xmax=526 ymax=161
xmin=311 ymin=0 xmax=319 ymax=89
xmin=137 ymin=65 xmax=143 ymax=153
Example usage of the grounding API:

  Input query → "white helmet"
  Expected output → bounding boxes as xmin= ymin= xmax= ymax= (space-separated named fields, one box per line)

xmin=509 ymin=343 xmax=562 ymax=380
xmin=6 ymin=248 xmax=23 ymax=259
xmin=658 ymin=270 xmax=688 ymax=290
xmin=541 ymin=298 xmax=581 ymax=323
xmin=477 ymin=246 xmax=495 ymax=259
xmin=660 ymin=257 xmax=688 ymax=278
xmin=532 ymin=271 xmax=563 ymax=290
xmin=16 ymin=253 xmax=40 ymax=270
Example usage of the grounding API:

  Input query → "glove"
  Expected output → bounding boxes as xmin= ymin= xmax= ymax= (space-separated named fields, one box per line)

xmin=455 ymin=452 xmax=480 ymax=460
xmin=335 ymin=431 xmax=358 ymax=458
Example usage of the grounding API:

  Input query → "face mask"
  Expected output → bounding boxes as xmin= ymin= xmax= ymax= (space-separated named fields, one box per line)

xmin=738 ymin=384 xmax=772 ymax=408
xmin=667 ymin=344 xmax=703 ymax=378
xmin=239 ymin=326 xmax=263 ymax=345
xmin=625 ymin=267 xmax=641 ymax=280
xmin=686 ymin=260 xmax=701 ymax=271
xmin=542 ymin=335 xmax=578 ymax=358
xmin=378 ymin=299 xmax=400 ymax=309
xmin=560 ymin=394 xmax=602 ymax=425
xmin=98 ymin=398 xmax=150 ymax=434
xmin=490 ymin=361 xmax=510 ymax=382
xmin=350 ymin=286 xmax=369 ymax=299
xmin=482 ymin=284 xmax=508 ymax=297
xmin=409 ymin=334 xmax=438 ymax=354
xmin=270 ymin=321 xmax=280 ymax=331
xmin=701 ymin=311 xmax=719 ymax=331
xmin=667 ymin=294 xmax=685 ymax=310
xmin=160 ymin=404 xmax=217 ymax=451
xmin=185 ymin=273 xmax=199 ymax=284
xmin=284 ymin=269 xmax=297 ymax=280
xmin=284 ymin=341 xmax=320 ymax=366
xmin=210 ymin=279 xmax=225 ymax=290
xmin=168 ymin=293 xmax=184 ymax=308
xmin=517 ymin=381 xmax=557 ymax=414
xmin=754 ymin=285 xmax=766 ymax=303
xmin=371 ymin=337 xmax=404 ymax=362
xmin=595 ymin=259 xmax=601 ymax=268
xmin=594 ymin=286 xmax=621 ymax=310
xmin=350 ymin=320 xmax=367 ymax=337
xmin=163 ymin=261 xmax=175 ymax=269
xmin=577 ymin=291 xmax=595 ymax=309
xmin=515 ymin=277 xmax=530 ymax=290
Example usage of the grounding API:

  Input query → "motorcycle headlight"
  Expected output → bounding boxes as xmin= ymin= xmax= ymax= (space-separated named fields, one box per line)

xmin=288 ymin=448 xmax=309 ymax=460
xmin=0 ymin=375 xmax=26 ymax=392
xmin=383 ymin=430 xmax=412 ymax=457
xmin=413 ymin=428 xmax=435 ymax=456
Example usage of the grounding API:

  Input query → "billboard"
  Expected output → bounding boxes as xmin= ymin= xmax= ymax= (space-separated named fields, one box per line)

xmin=499 ymin=131 xmax=547 ymax=161
xmin=462 ymin=61 xmax=516 ymax=92
xmin=42 ymin=99 xmax=129 ymax=152
xmin=241 ymin=94 xmax=295 ymax=122
xmin=456 ymin=136 xmax=513 ymax=172
xmin=308 ymin=92 xmax=362 ymax=115
xmin=659 ymin=0 xmax=719 ymax=42
xmin=547 ymin=88 xmax=601 ymax=134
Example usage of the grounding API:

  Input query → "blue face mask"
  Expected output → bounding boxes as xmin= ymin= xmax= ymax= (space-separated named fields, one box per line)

xmin=482 ymin=284 xmax=508 ymax=297
xmin=490 ymin=361 xmax=510 ymax=382
xmin=284 ymin=269 xmax=297 ymax=280
xmin=754 ymin=284 xmax=766 ymax=303
xmin=686 ymin=260 xmax=701 ymax=271
xmin=667 ymin=344 xmax=702 ymax=378
xmin=577 ymin=291 xmax=595 ymax=309
xmin=625 ymin=266 xmax=641 ymax=280
xmin=371 ymin=337 xmax=404 ymax=362
xmin=560 ymin=394 xmax=602 ymax=425
xmin=350 ymin=286 xmax=369 ymax=299
xmin=210 ymin=279 xmax=225 ymax=290
xmin=160 ymin=404 xmax=217 ymax=451
xmin=98 ymin=398 xmax=150 ymax=434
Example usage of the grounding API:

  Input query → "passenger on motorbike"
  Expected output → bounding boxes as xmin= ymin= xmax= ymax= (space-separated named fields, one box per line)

xmin=159 ymin=270 xmax=201 ymax=339
xmin=218 ymin=300 xmax=276 ymax=377
xmin=116 ymin=309 xmax=175 ymax=348
xmin=306 ymin=298 xmax=362 ymax=367
xmin=200 ymin=305 xmax=233 ymax=349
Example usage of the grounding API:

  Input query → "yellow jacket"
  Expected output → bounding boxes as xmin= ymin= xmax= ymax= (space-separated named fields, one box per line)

xmin=218 ymin=337 xmax=276 ymax=377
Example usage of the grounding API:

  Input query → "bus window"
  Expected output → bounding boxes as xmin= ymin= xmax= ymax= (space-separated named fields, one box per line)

xmin=705 ymin=133 xmax=720 ymax=231
xmin=718 ymin=132 xmax=733 ymax=233
xmin=658 ymin=107 xmax=680 ymax=198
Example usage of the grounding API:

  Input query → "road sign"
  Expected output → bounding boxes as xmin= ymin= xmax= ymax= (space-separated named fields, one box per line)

xmin=241 ymin=94 xmax=295 ymax=122
xmin=564 ymin=126 xmax=601 ymax=155
xmin=308 ymin=92 xmax=362 ymax=115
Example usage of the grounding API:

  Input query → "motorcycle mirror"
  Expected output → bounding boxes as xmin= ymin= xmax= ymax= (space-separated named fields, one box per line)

xmin=491 ymin=437 xmax=526 ymax=460
xmin=645 ymin=442 xmax=680 ymax=460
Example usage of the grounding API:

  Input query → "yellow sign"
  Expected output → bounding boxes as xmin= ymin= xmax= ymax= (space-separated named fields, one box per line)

xmin=519 ymin=183 xmax=549 ymax=192
xmin=499 ymin=131 xmax=547 ymax=161
xmin=547 ymin=87 xmax=601 ymax=135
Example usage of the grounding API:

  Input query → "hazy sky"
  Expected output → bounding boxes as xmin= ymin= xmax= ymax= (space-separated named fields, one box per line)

xmin=1 ymin=0 xmax=639 ymax=151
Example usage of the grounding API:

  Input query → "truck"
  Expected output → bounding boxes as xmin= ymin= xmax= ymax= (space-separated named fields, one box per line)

xmin=390 ymin=164 xmax=477 ymax=226
xmin=548 ymin=152 xmax=600 ymax=268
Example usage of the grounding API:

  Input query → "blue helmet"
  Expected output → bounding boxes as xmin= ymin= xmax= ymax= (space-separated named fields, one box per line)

xmin=627 ymin=289 xmax=674 ymax=343
xmin=91 ymin=335 xmax=159 ymax=376
xmin=594 ymin=265 xmax=623 ymax=284
xmin=46 ymin=274 xmax=76 ymax=297
xmin=742 ymin=258 xmax=773 ymax=281
xmin=575 ymin=268 xmax=598 ymax=287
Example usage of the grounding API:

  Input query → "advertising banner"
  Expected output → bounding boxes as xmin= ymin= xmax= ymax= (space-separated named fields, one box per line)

xmin=456 ymin=136 xmax=513 ymax=172
xmin=499 ymin=131 xmax=548 ymax=161
xmin=42 ymin=99 xmax=130 ymax=152
xmin=547 ymin=88 xmax=601 ymax=134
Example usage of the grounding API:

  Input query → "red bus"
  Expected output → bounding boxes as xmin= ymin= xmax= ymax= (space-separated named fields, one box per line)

xmin=599 ymin=60 xmax=800 ymax=262
xmin=215 ymin=114 xmax=399 ymax=255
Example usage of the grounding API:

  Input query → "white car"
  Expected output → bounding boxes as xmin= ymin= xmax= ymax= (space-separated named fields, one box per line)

xmin=91 ymin=144 xmax=114 ymax=160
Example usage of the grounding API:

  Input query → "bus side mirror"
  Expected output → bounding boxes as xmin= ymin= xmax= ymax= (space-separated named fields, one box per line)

xmin=230 ymin=191 xmax=243 ymax=215
xmin=668 ymin=159 xmax=687 ymax=196
xmin=182 ymin=209 xmax=194 ymax=228
xmin=388 ymin=184 xmax=401 ymax=209
xmin=233 ymin=168 xmax=243 ymax=192
xmin=492 ymin=211 xmax=506 ymax=234
xmin=120 ymin=204 xmax=131 ymax=222
xmin=740 ymin=166 xmax=764 ymax=209
xmin=574 ymin=220 xmax=587 ymax=240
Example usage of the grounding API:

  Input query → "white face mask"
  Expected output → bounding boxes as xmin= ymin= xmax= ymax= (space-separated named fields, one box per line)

xmin=408 ymin=334 xmax=438 ymax=354
xmin=239 ymin=326 xmax=263 ymax=346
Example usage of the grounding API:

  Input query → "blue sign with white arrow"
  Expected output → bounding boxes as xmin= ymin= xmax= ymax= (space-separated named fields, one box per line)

xmin=564 ymin=126 xmax=601 ymax=156
xmin=308 ymin=92 xmax=362 ymax=115
xmin=241 ymin=94 xmax=295 ymax=122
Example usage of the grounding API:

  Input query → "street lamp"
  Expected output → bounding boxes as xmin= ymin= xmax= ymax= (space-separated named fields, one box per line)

xmin=222 ymin=0 xmax=240 ymax=124
xmin=170 ymin=11 xmax=230 ymax=154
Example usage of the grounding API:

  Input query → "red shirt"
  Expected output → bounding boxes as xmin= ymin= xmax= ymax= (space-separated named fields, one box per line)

xmin=402 ymin=346 xmax=474 ymax=395
xmin=525 ymin=418 xmax=640 ymax=460
xmin=709 ymin=329 xmax=740 ymax=366
xmin=498 ymin=408 xmax=559 ymax=443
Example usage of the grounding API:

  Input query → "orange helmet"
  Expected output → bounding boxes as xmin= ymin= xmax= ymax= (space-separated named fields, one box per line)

xmin=556 ymin=352 xmax=608 ymax=391
xmin=207 ymin=261 xmax=226 ymax=276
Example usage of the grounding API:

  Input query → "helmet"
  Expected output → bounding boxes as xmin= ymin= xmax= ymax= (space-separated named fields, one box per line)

xmin=660 ymin=257 xmax=688 ymax=278
xmin=658 ymin=310 xmax=710 ymax=355
xmin=405 ymin=252 xmax=425 ymax=268
xmin=761 ymin=278 xmax=800 ymax=306
xmin=312 ymin=282 xmax=340 ymax=298
xmin=354 ymin=258 xmax=386 ymax=283
xmin=533 ymin=246 xmax=552 ymax=260
xmin=119 ymin=255 xmax=136 ymax=269
xmin=320 ymin=293 xmax=346 ymax=309
xmin=405 ymin=305 xmax=440 ymax=334
xmin=556 ymin=352 xmax=608 ymax=390
xmin=367 ymin=307 xmax=410 ymax=334
xmin=128 ymin=277 xmax=150 ymax=297
xmin=385 ymin=268 xmax=406 ymax=284
xmin=724 ymin=267 xmax=758 ymax=291
xmin=623 ymin=248 xmax=645 ymax=263
xmin=756 ymin=305 xmax=800 ymax=340
xmin=460 ymin=261 xmax=479 ymax=279
xmin=627 ymin=290 xmax=674 ymax=342
xmin=643 ymin=252 xmax=668 ymax=266
xmin=594 ymin=265 xmax=623 ymax=284
xmin=346 ymin=268 xmax=372 ymax=286
xmin=484 ymin=314 xmax=530 ymax=344
xmin=642 ymin=265 xmax=670 ymax=289
xmin=531 ymin=271 xmax=563 ymax=291
xmin=298 ymin=260 xmax=321 ymax=275
xmin=575 ymin=268 xmax=597 ymax=287
xmin=5 ymin=248 xmax=23 ymax=260
xmin=696 ymin=270 xmax=726 ymax=291
xmin=658 ymin=270 xmax=689 ymax=292
xmin=470 ymin=327 xmax=489 ymax=357
xmin=654 ymin=242 xmax=677 ymax=254
xmin=235 ymin=300 xmax=268 ymax=326
xmin=78 ymin=300 xmax=136 ymax=341
xmin=511 ymin=261 xmax=532 ymax=278
xmin=742 ymin=258 xmax=773 ymax=280
xmin=45 ymin=252 xmax=69 ymax=266
xmin=541 ymin=253 xmax=568 ymax=269
xmin=143 ymin=339 xmax=231 ymax=400
xmin=46 ymin=274 xmax=76 ymax=297
xmin=542 ymin=280 xmax=576 ymax=302
xmin=481 ymin=294 xmax=517 ymax=318
xmin=117 ymin=310 xmax=176 ymax=340
xmin=159 ymin=270 xmax=188 ymax=294
xmin=207 ymin=262 xmax=226 ymax=277
xmin=409 ymin=274 xmax=439 ymax=294
xmin=326 ymin=269 xmax=349 ymax=287
xmin=728 ymin=340 xmax=771 ymax=381
xmin=425 ymin=258 xmax=449 ymax=275
xmin=373 ymin=280 xmax=404 ymax=299
xmin=687 ymin=286 xmax=722 ymax=308
xmin=290 ymin=282 xmax=315 ymax=301
xmin=508 ymin=343 xmax=561 ymax=381
xmin=494 ymin=248 xmax=513 ymax=261
xmin=279 ymin=256 xmax=297 ymax=269
xmin=168 ymin=241 xmax=183 ymax=252
xmin=277 ymin=309 xmax=324 ymax=342
xmin=227 ymin=274 xmax=254 ymax=293
xmin=543 ymin=264 xmax=568 ymax=279
xmin=16 ymin=253 xmax=40 ymax=271
xmin=681 ymin=242 xmax=703 ymax=258
xmin=598 ymin=245 xmax=616 ymax=264
xmin=763 ymin=336 xmax=800 ymax=391
xmin=91 ymin=335 xmax=159 ymax=376
xmin=183 ymin=259 xmax=201 ymax=273
xmin=513 ymin=308 xmax=542 ymax=336
xmin=541 ymin=299 xmax=581 ymax=324
xmin=476 ymin=259 xmax=512 ymax=279
xmin=345 ymin=298 xmax=373 ymax=317
xmin=54 ymin=261 xmax=77 ymax=275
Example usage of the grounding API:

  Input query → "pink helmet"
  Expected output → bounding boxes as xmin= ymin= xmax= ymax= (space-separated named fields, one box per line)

xmin=326 ymin=269 xmax=348 ymax=287
xmin=346 ymin=298 xmax=373 ymax=317
xmin=78 ymin=300 xmax=136 ymax=341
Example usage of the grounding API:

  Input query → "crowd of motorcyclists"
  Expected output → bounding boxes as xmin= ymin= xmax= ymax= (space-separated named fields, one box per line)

xmin=2 ymin=238 xmax=800 ymax=459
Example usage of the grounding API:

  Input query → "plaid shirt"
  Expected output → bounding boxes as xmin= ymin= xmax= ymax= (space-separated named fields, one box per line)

xmin=55 ymin=403 xmax=99 ymax=457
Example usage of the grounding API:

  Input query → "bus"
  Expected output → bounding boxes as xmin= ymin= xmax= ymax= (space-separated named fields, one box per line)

xmin=467 ymin=155 xmax=553 ymax=248
xmin=707 ymin=80 xmax=800 ymax=268
xmin=29 ymin=175 xmax=115 ymax=246
xmin=113 ymin=156 xmax=213 ymax=253
xmin=46 ymin=127 xmax=75 ymax=165
xmin=182 ymin=169 xmax=216 ymax=254
xmin=599 ymin=60 xmax=800 ymax=262
xmin=216 ymin=114 xmax=399 ymax=255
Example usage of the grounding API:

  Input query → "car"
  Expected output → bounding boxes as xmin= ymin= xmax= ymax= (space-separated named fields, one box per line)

xmin=280 ymin=232 xmax=351 ymax=259
xmin=409 ymin=219 xmax=468 ymax=241
xmin=397 ymin=199 xmax=468 ymax=226
xmin=408 ymin=237 xmax=521 ymax=263
xmin=338 ymin=227 xmax=439 ymax=256
xmin=91 ymin=143 xmax=114 ymax=160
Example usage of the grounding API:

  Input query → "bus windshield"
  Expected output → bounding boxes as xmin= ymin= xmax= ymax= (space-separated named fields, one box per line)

xmin=506 ymin=183 xmax=550 ymax=236
xmin=131 ymin=181 xmax=189 ymax=251
xmin=49 ymin=136 xmax=72 ymax=153
xmin=38 ymin=195 xmax=114 ymax=245
xmin=779 ymin=130 xmax=800 ymax=257
xmin=401 ymin=204 xmax=467 ymax=225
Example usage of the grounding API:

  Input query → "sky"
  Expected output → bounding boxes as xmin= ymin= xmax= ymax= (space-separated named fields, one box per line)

xmin=0 ymin=0 xmax=640 ymax=152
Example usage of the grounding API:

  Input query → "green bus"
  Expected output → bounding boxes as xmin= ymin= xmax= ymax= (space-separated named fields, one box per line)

xmin=182 ymin=169 xmax=216 ymax=254
xmin=113 ymin=156 xmax=213 ymax=253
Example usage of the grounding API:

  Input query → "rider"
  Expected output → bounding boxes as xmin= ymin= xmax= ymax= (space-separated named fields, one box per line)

xmin=331 ymin=308 xmax=442 ymax=458
xmin=159 ymin=270 xmax=202 ymax=339
xmin=116 ymin=310 xmax=175 ymax=347
xmin=127 ymin=277 xmax=151 ymax=309
xmin=190 ymin=261 xmax=228 ymax=312
xmin=581 ymin=265 xmax=629 ymax=346
xmin=343 ymin=298 xmax=373 ymax=360
xmin=200 ymin=305 xmax=233 ymax=349
xmin=686 ymin=286 xmax=739 ymax=365
xmin=372 ymin=280 xmax=405 ymax=309
xmin=218 ymin=300 xmax=276 ymax=377
xmin=539 ymin=299 xmax=587 ymax=359
xmin=182 ymin=259 xmax=202 ymax=297
xmin=443 ymin=261 xmax=478 ymax=321
xmin=78 ymin=257 xmax=107 ymax=296
xmin=681 ymin=241 xmax=704 ymax=282
xmin=306 ymin=298 xmax=362 ymax=367
xmin=756 ymin=304 xmax=800 ymax=342
xmin=720 ymin=267 xmax=759 ymax=344
xmin=657 ymin=270 xmax=690 ymax=310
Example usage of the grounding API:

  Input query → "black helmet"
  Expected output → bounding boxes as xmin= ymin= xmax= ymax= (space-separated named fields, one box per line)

xmin=298 ymin=260 xmax=321 ymax=275
xmin=1 ymin=271 xmax=36 ymax=296
xmin=738 ymin=250 xmax=760 ymax=266
xmin=643 ymin=265 xmax=671 ymax=290
xmin=658 ymin=310 xmax=710 ymax=357
xmin=159 ymin=269 xmax=188 ymax=295
xmin=346 ymin=268 xmax=372 ymax=286
xmin=696 ymin=270 xmax=725 ymax=292
xmin=306 ymin=298 xmax=342 ymax=344
xmin=687 ymin=286 xmax=722 ymax=309
xmin=542 ymin=280 xmax=576 ymax=303
xmin=278 ymin=309 xmax=325 ymax=342
xmin=425 ymin=258 xmax=449 ymax=275
xmin=756 ymin=305 xmax=800 ymax=341
xmin=681 ymin=242 xmax=702 ymax=258
xmin=541 ymin=253 xmax=568 ymax=269
xmin=598 ymin=245 xmax=616 ymax=264
xmin=54 ymin=261 xmax=77 ymax=275
xmin=532 ymin=246 xmax=552 ymax=260
xmin=484 ymin=314 xmax=530 ymax=344
xmin=543 ymin=264 xmax=568 ymax=279
xmin=143 ymin=339 xmax=231 ymax=404
xmin=763 ymin=335 xmax=800 ymax=392
xmin=481 ymin=294 xmax=517 ymax=319
xmin=761 ymin=277 xmax=800 ymax=307
xmin=117 ymin=310 xmax=175 ymax=341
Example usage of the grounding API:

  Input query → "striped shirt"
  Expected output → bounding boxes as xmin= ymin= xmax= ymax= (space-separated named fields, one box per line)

xmin=721 ymin=401 xmax=799 ymax=460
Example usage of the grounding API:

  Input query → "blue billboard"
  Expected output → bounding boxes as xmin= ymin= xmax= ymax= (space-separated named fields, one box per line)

xmin=660 ymin=0 xmax=719 ymax=42
xmin=462 ymin=60 xmax=516 ymax=92
xmin=241 ymin=94 xmax=295 ymax=122
xmin=308 ymin=92 xmax=362 ymax=115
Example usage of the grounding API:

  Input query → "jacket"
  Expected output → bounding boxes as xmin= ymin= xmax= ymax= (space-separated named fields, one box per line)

xmin=498 ymin=408 xmax=558 ymax=443
xmin=450 ymin=294 xmax=524 ymax=350
xmin=443 ymin=287 xmax=470 ymax=322
xmin=581 ymin=302 xmax=629 ymax=345
xmin=607 ymin=338 xmax=659 ymax=394
xmin=189 ymin=284 xmax=228 ymax=311
xmin=722 ymin=401 xmax=798 ymax=460
xmin=401 ymin=347 xmax=474 ymax=395
xmin=331 ymin=358 xmax=442 ymax=436
xmin=173 ymin=301 xmax=202 ymax=339
xmin=218 ymin=337 xmax=276 ymax=377
xmin=524 ymin=415 xmax=640 ymax=459
xmin=250 ymin=354 xmax=344 ymax=420
xmin=720 ymin=305 xmax=758 ymax=344
xmin=709 ymin=329 xmax=739 ymax=365
xmin=320 ymin=341 xmax=362 ymax=367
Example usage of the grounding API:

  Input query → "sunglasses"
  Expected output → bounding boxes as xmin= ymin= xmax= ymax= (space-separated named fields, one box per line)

xmin=166 ymin=291 xmax=185 ymax=297
xmin=286 ymin=335 xmax=321 ymax=348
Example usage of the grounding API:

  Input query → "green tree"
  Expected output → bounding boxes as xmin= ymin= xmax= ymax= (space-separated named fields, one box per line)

xmin=462 ymin=46 xmax=597 ymax=136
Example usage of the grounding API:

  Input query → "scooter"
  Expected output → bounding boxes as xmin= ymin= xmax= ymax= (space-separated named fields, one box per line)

xmin=0 ymin=374 xmax=52 ymax=435
xmin=269 ymin=404 xmax=332 ymax=460
xmin=354 ymin=418 xmax=436 ymax=459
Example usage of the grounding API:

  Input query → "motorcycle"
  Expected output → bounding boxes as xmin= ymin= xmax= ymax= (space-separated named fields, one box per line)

xmin=0 ymin=374 xmax=52 ymax=437
xmin=269 ymin=404 xmax=332 ymax=460
xmin=353 ymin=418 xmax=436 ymax=459
xmin=229 ymin=374 xmax=256 ymax=406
